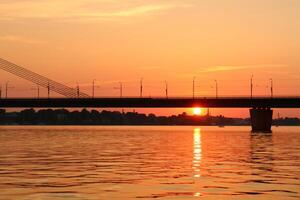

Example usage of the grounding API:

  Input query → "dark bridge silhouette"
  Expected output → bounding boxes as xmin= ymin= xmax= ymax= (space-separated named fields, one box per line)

xmin=0 ymin=58 xmax=299 ymax=132
xmin=0 ymin=97 xmax=299 ymax=108
xmin=1 ymin=97 xmax=300 ymax=133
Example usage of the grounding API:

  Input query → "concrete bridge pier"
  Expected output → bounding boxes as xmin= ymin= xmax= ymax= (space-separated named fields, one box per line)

xmin=250 ymin=108 xmax=273 ymax=133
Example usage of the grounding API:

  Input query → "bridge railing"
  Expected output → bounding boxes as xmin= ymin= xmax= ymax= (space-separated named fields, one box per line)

xmin=1 ymin=96 xmax=300 ymax=100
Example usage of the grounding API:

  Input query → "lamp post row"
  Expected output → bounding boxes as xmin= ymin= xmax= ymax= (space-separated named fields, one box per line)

xmin=0 ymin=77 xmax=274 ymax=99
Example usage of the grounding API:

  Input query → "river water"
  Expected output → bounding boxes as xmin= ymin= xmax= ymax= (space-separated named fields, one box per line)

xmin=0 ymin=126 xmax=299 ymax=200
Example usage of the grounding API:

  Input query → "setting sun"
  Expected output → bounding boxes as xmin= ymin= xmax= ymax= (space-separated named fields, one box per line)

xmin=193 ymin=108 xmax=202 ymax=116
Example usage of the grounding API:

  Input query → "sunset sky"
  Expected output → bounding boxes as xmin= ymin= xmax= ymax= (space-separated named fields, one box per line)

xmin=0 ymin=0 xmax=299 ymax=117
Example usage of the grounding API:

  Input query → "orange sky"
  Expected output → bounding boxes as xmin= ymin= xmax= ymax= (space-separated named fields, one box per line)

xmin=0 ymin=0 xmax=299 ymax=117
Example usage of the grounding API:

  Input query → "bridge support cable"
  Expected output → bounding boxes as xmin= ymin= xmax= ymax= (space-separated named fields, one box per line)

xmin=0 ymin=58 xmax=85 ymax=98
xmin=0 ymin=60 xmax=78 ymax=97
xmin=0 ymin=58 xmax=89 ymax=98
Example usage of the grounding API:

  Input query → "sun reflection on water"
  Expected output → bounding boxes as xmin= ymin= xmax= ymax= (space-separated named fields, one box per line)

xmin=193 ymin=128 xmax=202 ymax=178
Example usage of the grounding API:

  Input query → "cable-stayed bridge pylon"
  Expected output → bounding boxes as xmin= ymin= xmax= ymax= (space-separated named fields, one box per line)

xmin=0 ymin=58 xmax=89 ymax=98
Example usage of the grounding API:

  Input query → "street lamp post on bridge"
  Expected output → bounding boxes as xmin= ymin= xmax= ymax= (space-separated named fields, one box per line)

xmin=251 ymin=75 xmax=253 ymax=99
xmin=165 ymin=81 xmax=168 ymax=99
xmin=47 ymin=82 xmax=50 ymax=98
xmin=92 ymin=79 xmax=96 ymax=98
xmin=193 ymin=76 xmax=196 ymax=99
xmin=140 ymin=78 xmax=143 ymax=98
xmin=114 ymin=82 xmax=123 ymax=98
xmin=270 ymin=78 xmax=273 ymax=98
xmin=214 ymin=80 xmax=218 ymax=99
xmin=31 ymin=85 xmax=40 ymax=99
xmin=76 ymin=82 xmax=80 ymax=98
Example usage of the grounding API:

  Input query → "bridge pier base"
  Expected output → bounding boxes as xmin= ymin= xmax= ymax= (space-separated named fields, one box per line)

xmin=250 ymin=108 xmax=273 ymax=133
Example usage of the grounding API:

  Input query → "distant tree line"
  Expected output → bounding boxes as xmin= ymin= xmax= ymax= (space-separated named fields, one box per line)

xmin=0 ymin=108 xmax=245 ymax=125
xmin=0 ymin=109 xmax=298 ymax=126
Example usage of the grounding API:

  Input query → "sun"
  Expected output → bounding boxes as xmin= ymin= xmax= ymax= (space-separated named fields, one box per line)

xmin=193 ymin=107 xmax=202 ymax=116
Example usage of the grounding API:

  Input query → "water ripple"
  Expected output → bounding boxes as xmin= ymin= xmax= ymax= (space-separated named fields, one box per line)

xmin=0 ymin=126 xmax=299 ymax=199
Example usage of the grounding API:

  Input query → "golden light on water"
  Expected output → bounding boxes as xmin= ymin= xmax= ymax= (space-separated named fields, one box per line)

xmin=193 ymin=128 xmax=202 ymax=197
xmin=193 ymin=128 xmax=202 ymax=178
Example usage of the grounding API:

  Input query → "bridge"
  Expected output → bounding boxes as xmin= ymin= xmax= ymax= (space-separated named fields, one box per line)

xmin=0 ymin=97 xmax=299 ymax=108
xmin=1 ymin=97 xmax=300 ymax=132
xmin=1 ymin=58 xmax=300 ymax=132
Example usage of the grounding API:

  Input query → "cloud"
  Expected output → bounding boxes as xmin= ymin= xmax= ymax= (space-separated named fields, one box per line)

xmin=0 ymin=35 xmax=46 ymax=44
xmin=198 ymin=64 xmax=287 ymax=73
xmin=0 ymin=0 xmax=192 ymax=22
xmin=88 ymin=5 xmax=174 ymax=17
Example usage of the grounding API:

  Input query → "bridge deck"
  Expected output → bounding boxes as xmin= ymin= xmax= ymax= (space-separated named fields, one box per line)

xmin=0 ymin=97 xmax=300 ymax=108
